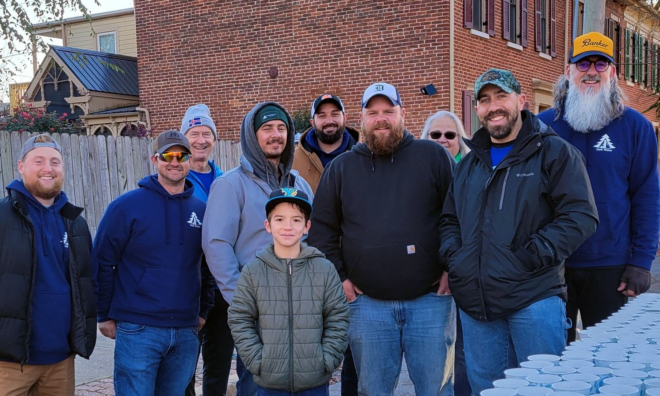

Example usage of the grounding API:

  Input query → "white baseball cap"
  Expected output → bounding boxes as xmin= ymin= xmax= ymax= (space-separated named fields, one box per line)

xmin=361 ymin=82 xmax=402 ymax=108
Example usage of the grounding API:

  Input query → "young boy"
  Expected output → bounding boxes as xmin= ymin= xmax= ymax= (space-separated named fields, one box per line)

xmin=227 ymin=188 xmax=349 ymax=396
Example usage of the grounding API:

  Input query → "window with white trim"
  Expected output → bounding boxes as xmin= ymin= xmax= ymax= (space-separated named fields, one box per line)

xmin=97 ymin=32 xmax=117 ymax=54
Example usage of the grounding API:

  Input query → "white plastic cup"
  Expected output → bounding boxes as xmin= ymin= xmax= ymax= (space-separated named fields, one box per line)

xmin=611 ymin=369 xmax=650 ymax=380
xmin=603 ymin=377 xmax=644 ymax=392
xmin=515 ymin=386 xmax=553 ymax=396
xmin=645 ymin=378 xmax=660 ymax=390
xmin=611 ymin=363 xmax=648 ymax=371
xmin=481 ymin=388 xmax=517 ymax=396
xmin=525 ymin=374 xmax=562 ymax=388
xmin=493 ymin=379 xmax=530 ymax=389
xmin=563 ymin=373 xmax=601 ymax=391
xmin=596 ymin=354 xmax=629 ymax=367
xmin=562 ymin=351 xmax=596 ymax=362
xmin=551 ymin=380 xmax=592 ymax=396
xmin=505 ymin=368 xmax=540 ymax=380
xmin=647 ymin=388 xmax=660 ymax=396
xmin=521 ymin=361 xmax=555 ymax=370
xmin=550 ymin=392 xmax=584 ymax=396
xmin=543 ymin=366 xmax=577 ymax=375
xmin=598 ymin=384 xmax=641 ymax=396
xmin=578 ymin=365 xmax=613 ymax=384
xmin=528 ymin=354 xmax=561 ymax=366
xmin=649 ymin=371 xmax=660 ymax=379
xmin=566 ymin=344 xmax=597 ymax=352
xmin=560 ymin=360 xmax=596 ymax=369
xmin=629 ymin=355 xmax=660 ymax=371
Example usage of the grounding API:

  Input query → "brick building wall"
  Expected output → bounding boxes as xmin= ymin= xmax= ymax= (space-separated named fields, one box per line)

xmin=136 ymin=0 xmax=660 ymax=139
xmin=135 ymin=0 xmax=452 ymax=139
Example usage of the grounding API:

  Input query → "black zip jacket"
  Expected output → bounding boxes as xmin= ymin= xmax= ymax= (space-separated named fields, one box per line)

xmin=308 ymin=131 xmax=456 ymax=300
xmin=440 ymin=110 xmax=598 ymax=321
xmin=0 ymin=189 xmax=96 ymax=364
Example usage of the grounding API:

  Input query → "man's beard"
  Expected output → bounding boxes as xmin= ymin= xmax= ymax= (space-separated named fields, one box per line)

xmin=361 ymin=119 xmax=405 ymax=155
xmin=479 ymin=108 xmax=519 ymax=141
xmin=316 ymin=124 xmax=344 ymax=145
xmin=24 ymin=176 xmax=63 ymax=201
xmin=564 ymin=76 xmax=617 ymax=133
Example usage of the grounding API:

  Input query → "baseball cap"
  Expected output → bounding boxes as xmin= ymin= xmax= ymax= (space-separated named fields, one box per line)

xmin=569 ymin=32 xmax=614 ymax=63
xmin=361 ymin=83 xmax=402 ymax=108
xmin=20 ymin=134 xmax=63 ymax=159
xmin=152 ymin=130 xmax=191 ymax=155
xmin=311 ymin=94 xmax=345 ymax=117
xmin=265 ymin=188 xmax=312 ymax=219
xmin=474 ymin=68 xmax=522 ymax=98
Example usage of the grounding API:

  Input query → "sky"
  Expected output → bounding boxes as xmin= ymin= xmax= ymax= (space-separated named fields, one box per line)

xmin=1 ymin=0 xmax=133 ymax=100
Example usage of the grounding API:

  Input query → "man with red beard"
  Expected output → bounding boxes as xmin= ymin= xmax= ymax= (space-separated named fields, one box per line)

xmin=293 ymin=94 xmax=359 ymax=193
xmin=441 ymin=69 xmax=598 ymax=394
xmin=203 ymin=102 xmax=313 ymax=395
xmin=308 ymin=83 xmax=456 ymax=396
xmin=538 ymin=32 xmax=660 ymax=342
xmin=0 ymin=134 xmax=96 ymax=395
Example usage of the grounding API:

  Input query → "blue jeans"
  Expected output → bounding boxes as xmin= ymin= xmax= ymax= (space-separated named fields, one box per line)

xmin=348 ymin=293 xmax=455 ymax=396
xmin=237 ymin=354 xmax=259 ymax=396
xmin=114 ymin=322 xmax=199 ymax=396
xmin=460 ymin=296 xmax=569 ymax=395
xmin=257 ymin=384 xmax=329 ymax=396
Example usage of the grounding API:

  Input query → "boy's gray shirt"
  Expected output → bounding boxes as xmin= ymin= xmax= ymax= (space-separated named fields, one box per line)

xmin=202 ymin=102 xmax=313 ymax=304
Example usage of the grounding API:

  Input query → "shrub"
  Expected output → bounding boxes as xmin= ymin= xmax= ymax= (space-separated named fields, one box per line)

xmin=0 ymin=103 xmax=83 ymax=134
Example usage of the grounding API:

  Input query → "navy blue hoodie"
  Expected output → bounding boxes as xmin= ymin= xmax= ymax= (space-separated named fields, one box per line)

xmin=538 ymin=107 xmax=660 ymax=271
xmin=5 ymin=180 xmax=71 ymax=365
xmin=95 ymin=175 xmax=207 ymax=327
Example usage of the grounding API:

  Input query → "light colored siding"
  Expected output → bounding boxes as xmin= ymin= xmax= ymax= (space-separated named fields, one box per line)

xmin=64 ymin=14 xmax=137 ymax=57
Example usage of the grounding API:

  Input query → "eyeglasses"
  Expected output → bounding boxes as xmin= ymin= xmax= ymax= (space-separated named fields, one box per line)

xmin=575 ymin=60 xmax=610 ymax=72
xmin=430 ymin=131 xmax=457 ymax=140
xmin=157 ymin=152 xmax=190 ymax=163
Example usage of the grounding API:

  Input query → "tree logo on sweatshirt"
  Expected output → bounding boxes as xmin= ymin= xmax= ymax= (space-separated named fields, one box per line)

xmin=62 ymin=232 xmax=69 ymax=248
xmin=594 ymin=134 xmax=616 ymax=152
xmin=188 ymin=212 xmax=202 ymax=228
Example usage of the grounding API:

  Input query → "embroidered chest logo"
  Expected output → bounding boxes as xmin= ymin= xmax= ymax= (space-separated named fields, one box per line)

xmin=188 ymin=212 xmax=202 ymax=228
xmin=594 ymin=134 xmax=616 ymax=152
xmin=62 ymin=232 xmax=69 ymax=248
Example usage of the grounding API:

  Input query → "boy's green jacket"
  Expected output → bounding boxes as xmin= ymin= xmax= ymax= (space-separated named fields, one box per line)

xmin=228 ymin=243 xmax=349 ymax=391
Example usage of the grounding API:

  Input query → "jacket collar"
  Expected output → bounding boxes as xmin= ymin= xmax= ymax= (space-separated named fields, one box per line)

xmin=8 ymin=188 xmax=83 ymax=220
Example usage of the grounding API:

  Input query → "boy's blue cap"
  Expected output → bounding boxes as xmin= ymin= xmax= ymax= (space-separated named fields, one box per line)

xmin=266 ymin=188 xmax=312 ymax=218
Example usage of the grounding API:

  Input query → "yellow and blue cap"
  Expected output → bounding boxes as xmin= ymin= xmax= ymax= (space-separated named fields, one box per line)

xmin=265 ymin=188 xmax=312 ymax=218
xmin=570 ymin=32 xmax=614 ymax=63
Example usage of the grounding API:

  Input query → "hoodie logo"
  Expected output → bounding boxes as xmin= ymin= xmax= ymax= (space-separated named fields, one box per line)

xmin=594 ymin=134 xmax=615 ymax=152
xmin=62 ymin=232 xmax=69 ymax=248
xmin=188 ymin=212 xmax=202 ymax=228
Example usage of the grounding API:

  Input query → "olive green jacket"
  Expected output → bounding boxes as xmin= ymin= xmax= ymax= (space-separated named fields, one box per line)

xmin=228 ymin=244 xmax=349 ymax=391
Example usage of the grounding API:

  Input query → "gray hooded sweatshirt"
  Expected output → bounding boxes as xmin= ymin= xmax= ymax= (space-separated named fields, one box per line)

xmin=202 ymin=102 xmax=314 ymax=304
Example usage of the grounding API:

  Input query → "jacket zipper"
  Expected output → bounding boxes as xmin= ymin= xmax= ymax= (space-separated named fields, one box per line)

xmin=287 ymin=259 xmax=294 ymax=391
xmin=498 ymin=168 xmax=511 ymax=211
xmin=14 ymin=200 xmax=37 ymax=368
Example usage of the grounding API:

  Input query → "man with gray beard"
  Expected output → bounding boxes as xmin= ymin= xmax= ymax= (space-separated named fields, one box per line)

xmin=538 ymin=32 xmax=660 ymax=342
xmin=309 ymin=83 xmax=456 ymax=396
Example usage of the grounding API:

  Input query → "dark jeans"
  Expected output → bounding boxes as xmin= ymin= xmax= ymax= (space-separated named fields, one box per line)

xmin=257 ymin=384 xmax=329 ymax=396
xmin=185 ymin=290 xmax=235 ymax=396
xmin=454 ymin=312 xmax=472 ymax=396
xmin=565 ymin=265 xmax=628 ymax=343
xmin=236 ymin=354 xmax=258 ymax=396
xmin=340 ymin=347 xmax=358 ymax=396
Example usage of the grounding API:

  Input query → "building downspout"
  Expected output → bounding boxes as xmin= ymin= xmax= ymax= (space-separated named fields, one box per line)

xmin=136 ymin=107 xmax=151 ymax=130
xmin=61 ymin=23 xmax=67 ymax=47
xmin=449 ymin=0 xmax=456 ymax=112
xmin=565 ymin=1 xmax=573 ymax=66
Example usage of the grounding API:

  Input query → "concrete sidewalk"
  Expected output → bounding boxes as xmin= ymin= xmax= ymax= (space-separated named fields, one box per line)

xmin=73 ymin=255 xmax=660 ymax=395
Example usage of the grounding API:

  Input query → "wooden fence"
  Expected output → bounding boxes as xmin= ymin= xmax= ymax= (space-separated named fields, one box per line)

xmin=0 ymin=131 xmax=242 ymax=235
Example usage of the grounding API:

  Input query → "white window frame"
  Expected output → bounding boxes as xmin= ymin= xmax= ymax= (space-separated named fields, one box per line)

xmin=97 ymin=32 xmax=117 ymax=54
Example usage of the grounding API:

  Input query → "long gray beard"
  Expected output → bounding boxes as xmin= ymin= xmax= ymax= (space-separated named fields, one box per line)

xmin=564 ymin=81 xmax=617 ymax=133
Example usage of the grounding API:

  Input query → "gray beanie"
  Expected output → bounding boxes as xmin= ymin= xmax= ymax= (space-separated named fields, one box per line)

xmin=180 ymin=104 xmax=217 ymax=140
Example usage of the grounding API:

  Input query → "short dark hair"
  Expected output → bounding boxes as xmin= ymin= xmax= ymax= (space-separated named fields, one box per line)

xmin=266 ymin=201 xmax=310 ymax=223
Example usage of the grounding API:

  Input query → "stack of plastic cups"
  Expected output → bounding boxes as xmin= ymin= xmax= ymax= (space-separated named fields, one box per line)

xmin=505 ymin=368 xmax=539 ymax=380
xmin=493 ymin=379 xmax=530 ymax=390
xmin=525 ymin=374 xmax=562 ymax=388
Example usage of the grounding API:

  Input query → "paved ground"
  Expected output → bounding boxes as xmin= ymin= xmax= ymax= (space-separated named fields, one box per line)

xmin=73 ymin=256 xmax=660 ymax=395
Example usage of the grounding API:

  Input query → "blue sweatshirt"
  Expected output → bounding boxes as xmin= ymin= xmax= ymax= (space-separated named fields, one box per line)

xmin=6 ymin=180 xmax=71 ymax=365
xmin=187 ymin=160 xmax=223 ymax=202
xmin=305 ymin=129 xmax=351 ymax=167
xmin=95 ymin=175 xmax=207 ymax=327
xmin=538 ymin=107 xmax=660 ymax=270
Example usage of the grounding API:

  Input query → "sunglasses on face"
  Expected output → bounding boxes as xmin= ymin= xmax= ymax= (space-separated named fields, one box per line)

xmin=157 ymin=152 xmax=190 ymax=163
xmin=430 ymin=131 xmax=457 ymax=140
xmin=575 ymin=60 xmax=610 ymax=72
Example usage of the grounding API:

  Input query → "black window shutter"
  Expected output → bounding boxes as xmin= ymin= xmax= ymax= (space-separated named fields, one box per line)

xmin=535 ymin=0 xmax=542 ymax=51
xmin=462 ymin=91 xmax=474 ymax=138
xmin=521 ymin=0 xmax=529 ymax=47
xmin=550 ymin=0 xmax=557 ymax=57
xmin=604 ymin=18 xmax=610 ymax=37
xmin=488 ymin=0 xmax=496 ymax=36
xmin=465 ymin=0 xmax=474 ymax=28
xmin=503 ymin=0 xmax=511 ymax=40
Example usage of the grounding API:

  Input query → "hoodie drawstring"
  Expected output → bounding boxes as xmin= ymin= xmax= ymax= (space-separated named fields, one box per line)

xmin=179 ymin=199 xmax=184 ymax=245
xmin=164 ymin=197 xmax=170 ymax=245
xmin=371 ymin=153 xmax=375 ymax=172
xmin=39 ymin=211 xmax=48 ymax=257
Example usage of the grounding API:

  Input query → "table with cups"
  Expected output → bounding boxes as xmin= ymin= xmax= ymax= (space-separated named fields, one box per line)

xmin=481 ymin=294 xmax=660 ymax=396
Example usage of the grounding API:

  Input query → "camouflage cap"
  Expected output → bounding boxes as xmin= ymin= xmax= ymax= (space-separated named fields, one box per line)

xmin=474 ymin=68 xmax=522 ymax=98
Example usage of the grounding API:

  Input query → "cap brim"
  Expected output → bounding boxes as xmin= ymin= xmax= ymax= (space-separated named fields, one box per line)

xmin=362 ymin=94 xmax=400 ymax=108
xmin=265 ymin=196 xmax=312 ymax=218
xmin=313 ymin=98 xmax=344 ymax=116
xmin=570 ymin=51 xmax=614 ymax=63
xmin=156 ymin=143 xmax=191 ymax=155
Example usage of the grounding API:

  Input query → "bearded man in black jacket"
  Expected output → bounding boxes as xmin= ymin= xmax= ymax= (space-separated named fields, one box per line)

xmin=308 ymin=82 xmax=456 ymax=396
xmin=440 ymin=69 xmax=598 ymax=394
